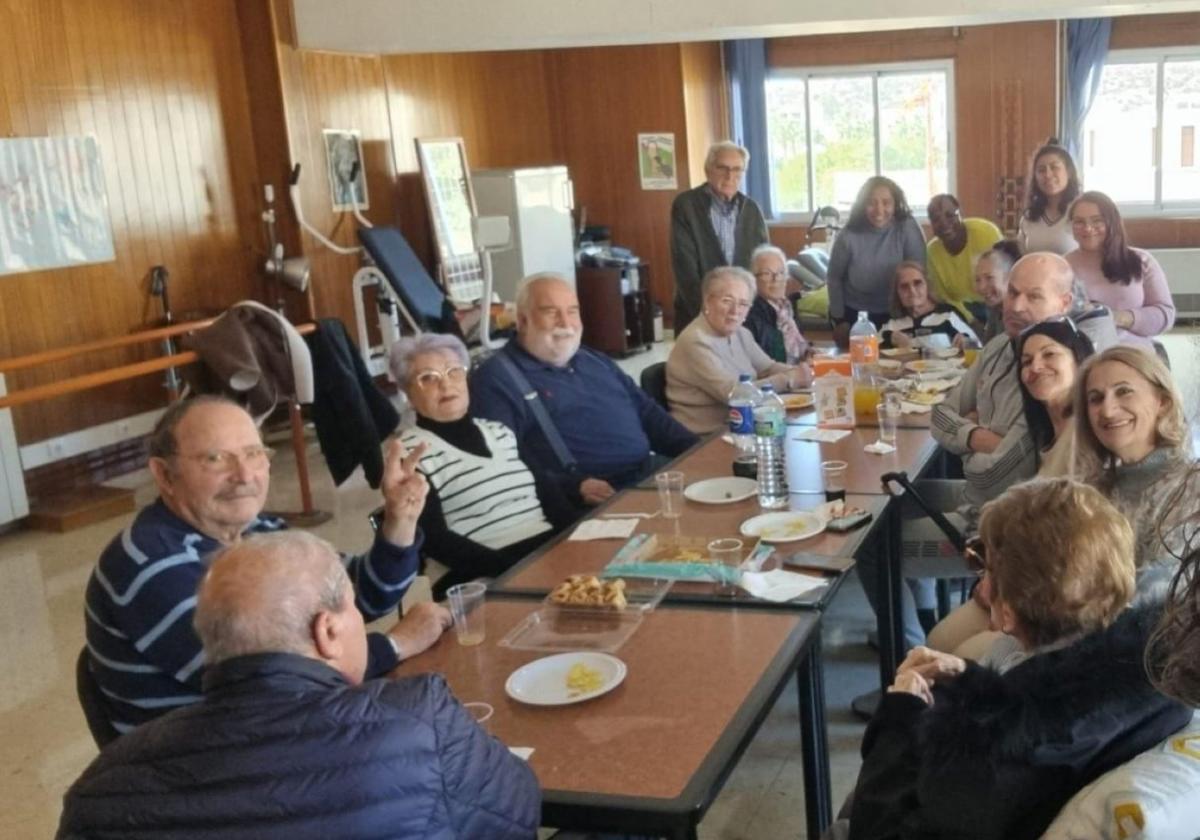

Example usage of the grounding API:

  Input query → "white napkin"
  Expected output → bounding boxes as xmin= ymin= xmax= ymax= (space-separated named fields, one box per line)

xmin=569 ymin=519 xmax=639 ymax=541
xmin=509 ymin=747 xmax=534 ymax=760
xmin=791 ymin=427 xmax=852 ymax=443
xmin=740 ymin=569 xmax=828 ymax=603
xmin=864 ymin=440 xmax=896 ymax=455
xmin=900 ymin=400 xmax=933 ymax=414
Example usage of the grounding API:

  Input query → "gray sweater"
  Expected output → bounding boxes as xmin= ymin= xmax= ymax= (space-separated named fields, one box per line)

xmin=826 ymin=217 xmax=926 ymax=318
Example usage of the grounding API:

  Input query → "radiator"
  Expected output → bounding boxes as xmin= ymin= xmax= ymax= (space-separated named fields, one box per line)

xmin=1147 ymin=247 xmax=1200 ymax=319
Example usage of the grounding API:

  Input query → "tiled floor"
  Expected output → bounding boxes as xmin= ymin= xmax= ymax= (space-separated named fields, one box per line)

xmin=2 ymin=328 xmax=1197 ymax=839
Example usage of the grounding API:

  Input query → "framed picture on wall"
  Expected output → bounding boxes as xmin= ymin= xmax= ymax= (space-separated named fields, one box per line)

xmin=323 ymin=129 xmax=369 ymax=212
xmin=638 ymin=132 xmax=677 ymax=190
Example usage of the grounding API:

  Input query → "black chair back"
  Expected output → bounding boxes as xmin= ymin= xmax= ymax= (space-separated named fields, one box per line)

xmin=76 ymin=648 xmax=120 ymax=749
xmin=639 ymin=362 xmax=668 ymax=411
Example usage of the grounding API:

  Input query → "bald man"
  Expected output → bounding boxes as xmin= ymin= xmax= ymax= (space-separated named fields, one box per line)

xmin=472 ymin=273 xmax=696 ymax=517
xmin=857 ymin=253 xmax=1118 ymax=652
xmin=85 ymin=396 xmax=449 ymax=735
xmin=61 ymin=532 xmax=540 ymax=839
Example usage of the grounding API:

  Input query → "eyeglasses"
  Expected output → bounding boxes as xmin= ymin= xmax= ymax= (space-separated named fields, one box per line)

xmin=713 ymin=165 xmax=745 ymax=176
xmin=176 ymin=445 xmax=274 ymax=473
xmin=1071 ymin=216 xmax=1106 ymax=231
xmin=754 ymin=271 xmax=787 ymax=281
xmin=714 ymin=295 xmax=752 ymax=312
xmin=964 ymin=535 xmax=988 ymax=575
xmin=411 ymin=365 xmax=468 ymax=391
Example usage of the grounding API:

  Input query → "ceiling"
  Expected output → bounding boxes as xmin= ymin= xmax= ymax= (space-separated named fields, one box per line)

xmin=291 ymin=0 xmax=1200 ymax=55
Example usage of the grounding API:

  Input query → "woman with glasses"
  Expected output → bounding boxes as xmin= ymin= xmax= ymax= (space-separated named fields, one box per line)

xmin=666 ymin=266 xmax=809 ymax=433
xmin=744 ymin=244 xmax=810 ymax=364
xmin=388 ymin=333 xmax=558 ymax=599
xmin=849 ymin=478 xmax=1190 ymax=840
xmin=880 ymin=261 xmax=978 ymax=350
xmin=1066 ymin=190 xmax=1176 ymax=351
xmin=1018 ymin=139 xmax=1080 ymax=255
xmin=826 ymin=176 xmax=927 ymax=347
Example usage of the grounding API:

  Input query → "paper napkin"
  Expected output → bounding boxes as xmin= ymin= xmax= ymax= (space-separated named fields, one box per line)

xmin=740 ymin=569 xmax=828 ymax=603
xmin=569 ymin=519 xmax=640 ymax=541
xmin=790 ymin=428 xmax=852 ymax=443
xmin=864 ymin=440 xmax=896 ymax=455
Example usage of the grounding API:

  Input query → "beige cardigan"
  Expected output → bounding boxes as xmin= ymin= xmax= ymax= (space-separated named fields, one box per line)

xmin=666 ymin=318 xmax=792 ymax=434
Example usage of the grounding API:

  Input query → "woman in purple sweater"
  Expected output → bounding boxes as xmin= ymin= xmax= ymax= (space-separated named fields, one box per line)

xmin=1066 ymin=190 xmax=1175 ymax=351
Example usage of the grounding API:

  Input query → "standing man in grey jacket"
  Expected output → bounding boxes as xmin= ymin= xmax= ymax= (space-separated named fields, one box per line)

xmin=670 ymin=141 xmax=769 ymax=333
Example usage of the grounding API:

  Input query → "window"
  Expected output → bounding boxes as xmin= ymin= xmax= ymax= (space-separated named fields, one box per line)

xmin=764 ymin=62 xmax=953 ymax=220
xmin=1082 ymin=49 xmax=1200 ymax=212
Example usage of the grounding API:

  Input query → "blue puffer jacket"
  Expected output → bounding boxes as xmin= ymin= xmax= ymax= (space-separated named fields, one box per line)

xmin=57 ymin=653 xmax=541 ymax=839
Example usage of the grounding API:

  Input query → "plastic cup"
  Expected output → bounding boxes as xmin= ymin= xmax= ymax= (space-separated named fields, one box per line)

xmin=447 ymin=582 xmax=487 ymax=646
xmin=708 ymin=538 xmax=744 ymax=596
xmin=821 ymin=460 xmax=848 ymax=502
xmin=656 ymin=471 xmax=685 ymax=519
xmin=876 ymin=402 xmax=899 ymax=444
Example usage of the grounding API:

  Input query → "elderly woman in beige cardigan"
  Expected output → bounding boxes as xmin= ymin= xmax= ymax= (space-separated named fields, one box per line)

xmin=666 ymin=266 xmax=812 ymax=434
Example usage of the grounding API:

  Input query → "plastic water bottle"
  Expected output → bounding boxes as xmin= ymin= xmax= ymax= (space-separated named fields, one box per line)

xmin=754 ymin=384 xmax=788 ymax=509
xmin=728 ymin=374 xmax=760 ymax=478
xmin=849 ymin=311 xmax=879 ymax=377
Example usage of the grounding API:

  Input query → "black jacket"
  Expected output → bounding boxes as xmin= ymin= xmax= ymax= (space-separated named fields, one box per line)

xmin=305 ymin=318 xmax=399 ymax=487
xmin=58 ymin=653 xmax=541 ymax=839
xmin=743 ymin=293 xmax=805 ymax=363
xmin=669 ymin=185 xmax=768 ymax=332
xmin=849 ymin=605 xmax=1191 ymax=840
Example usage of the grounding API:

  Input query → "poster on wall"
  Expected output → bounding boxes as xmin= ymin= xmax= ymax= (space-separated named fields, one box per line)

xmin=0 ymin=136 xmax=115 ymax=277
xmin=323 ymin=129 xmax=370 ymax=212
xmin=638 ymin=133 xmax=677 ymax=190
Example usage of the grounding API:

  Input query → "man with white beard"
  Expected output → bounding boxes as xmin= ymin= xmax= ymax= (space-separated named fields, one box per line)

xmin=472 ymin=273 xmax=697 ymax=517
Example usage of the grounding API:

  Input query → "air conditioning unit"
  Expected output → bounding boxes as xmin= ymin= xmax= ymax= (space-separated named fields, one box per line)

xmin=1147 ymin=247 xmax=1200 ymax=320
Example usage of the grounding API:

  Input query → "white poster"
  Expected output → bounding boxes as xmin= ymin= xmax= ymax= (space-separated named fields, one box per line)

xmin=323 ymin=129 xmax=370 ymax=212
xmin=0 ymin=136 xmax=115 ymax=276
xmin=638 ymin=132 xmax=677 ymax=190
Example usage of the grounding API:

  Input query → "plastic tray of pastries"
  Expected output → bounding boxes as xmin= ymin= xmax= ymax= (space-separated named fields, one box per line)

xmin=543 ymin=574 xmax=673 ymax=614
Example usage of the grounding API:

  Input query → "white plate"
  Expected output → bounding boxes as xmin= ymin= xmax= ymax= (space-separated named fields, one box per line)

xmin=740 ymin=511 xmax=826 ymax=543
xmin=505 ymin=652 xmax=627 ymax=706
xmin=683 ymin=477 xmax=758 ymax=504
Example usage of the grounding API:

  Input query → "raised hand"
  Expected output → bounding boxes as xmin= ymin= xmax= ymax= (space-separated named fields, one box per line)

xmin=378 ymin=438 xmax=429 ymax=547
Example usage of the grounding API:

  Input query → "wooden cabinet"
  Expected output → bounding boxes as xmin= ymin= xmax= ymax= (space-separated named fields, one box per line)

xmin=577 ymin=264 xmax=655 ymax=356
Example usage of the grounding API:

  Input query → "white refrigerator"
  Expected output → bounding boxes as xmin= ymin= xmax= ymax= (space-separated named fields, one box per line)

xmin=472 ymin=166 xmax=576 ymax=302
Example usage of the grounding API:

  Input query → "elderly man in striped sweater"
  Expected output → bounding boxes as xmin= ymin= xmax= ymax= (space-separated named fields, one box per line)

xmin=83 ymin=395 xmax=449 ymax=735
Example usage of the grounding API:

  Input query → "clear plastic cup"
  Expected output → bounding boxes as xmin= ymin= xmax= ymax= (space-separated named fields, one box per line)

xmin=708 ymin=538 xmax=744 ymax=596
xmin=447 ymin=582 xmax=487 ymax=646
xmin=821 ymin=460 xmax=848 ymax=502
xmin=876 ymin=402 xmax=898 ymax=444
xmin=655 ymin=471 xmax=685 ymax=519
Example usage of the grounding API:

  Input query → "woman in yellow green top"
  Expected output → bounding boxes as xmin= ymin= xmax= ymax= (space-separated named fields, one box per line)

xmin=925 ymin=194 xmax=1002 ymax=324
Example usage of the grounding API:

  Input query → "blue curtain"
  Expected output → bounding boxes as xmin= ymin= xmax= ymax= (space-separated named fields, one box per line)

xmin=724 ymin=39 xmax=773 ymax=218
xmin=1061 ymin=18 xmax=1111 ymax=163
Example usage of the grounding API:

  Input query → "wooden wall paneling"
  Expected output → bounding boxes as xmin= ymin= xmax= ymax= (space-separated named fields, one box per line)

xmin=1110 ymin=13 xmax=1200 ymax=49
xmin=0 ymin=0 xmax=263 ymax=442
xmin=680 ymin=41 xmax=728 ymax=190
xmin=380 ymin=51 xmax=559 ymax=274
xmin=544 ymin=44 xmax=690 ymax=323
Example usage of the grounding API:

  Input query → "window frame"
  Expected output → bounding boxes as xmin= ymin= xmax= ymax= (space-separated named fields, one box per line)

xmin=1085 ymin=46 xmax=1200 ymax=217
xmin=764 ymin=59 xmax=956 ymax=224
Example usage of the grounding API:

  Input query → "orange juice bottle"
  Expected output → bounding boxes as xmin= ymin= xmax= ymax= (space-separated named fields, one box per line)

xmin=849 ymin=312 xmax=879 ymax=371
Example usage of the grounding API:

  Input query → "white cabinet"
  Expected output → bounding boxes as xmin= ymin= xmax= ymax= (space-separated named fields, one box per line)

xmin=472 ymin=166 xmax=576 ymax=302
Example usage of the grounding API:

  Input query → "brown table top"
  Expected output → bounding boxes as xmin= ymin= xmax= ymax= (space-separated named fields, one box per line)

xmin=399 ymin=598 xmax=819 ymax=806
xmin=784 ymin=405 xmax=933 ymax=428
xmin=660 ymin=428 xmax=937 ymax=496
xmin=496 ymin=490 xmax=887 ymax=600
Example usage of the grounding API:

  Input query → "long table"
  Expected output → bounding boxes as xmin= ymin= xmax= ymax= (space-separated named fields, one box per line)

xmin=401 ymin=597 xmax=825 ymax=840
xmin=485 ymin=425 xmax=941 ymax=837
